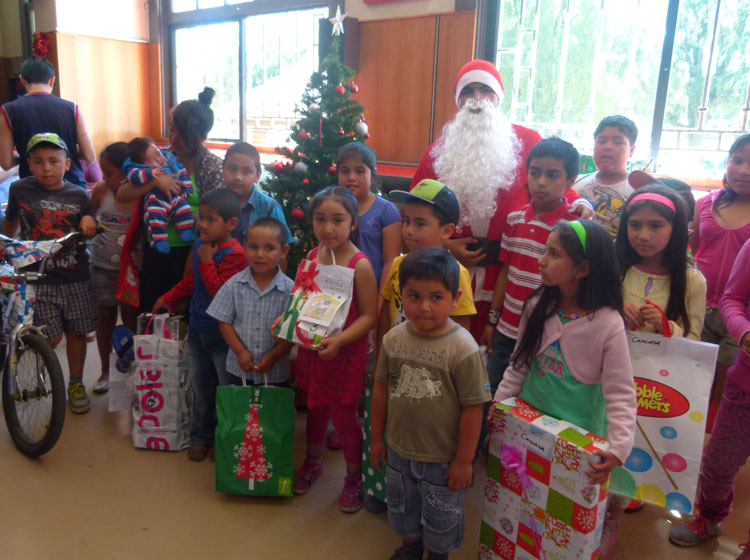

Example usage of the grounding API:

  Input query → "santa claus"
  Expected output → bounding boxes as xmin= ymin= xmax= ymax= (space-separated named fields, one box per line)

xmin=411 ymin=60 xmax=590 ymax=338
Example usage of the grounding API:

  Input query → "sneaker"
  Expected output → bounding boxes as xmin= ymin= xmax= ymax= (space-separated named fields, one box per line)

xmin=364 ymin=494 xmax=388 ymax=514
xmin=187 ymin=444 xmax=210 ymax=462
xmin=67 ymin=382 xmax=91 ymax=414
xmin=93 ymin=377 xmax=109 ymax=394
xmin=339 ymin=475 xmax=363 ymax=513
xmin=669 ymin=513 xmax=722 ymax=546
xmin=326 ymin=429 xmax=343 ymax=450
xmin=738 ymin=542 xmax=750 ymax=560
xmin=625 ymin=499 xmax=644 ymax=513
xmin=390 ymin=546 xmax=422 ymax=560
xmin=294 ymin=458 xmax=322 ymax=495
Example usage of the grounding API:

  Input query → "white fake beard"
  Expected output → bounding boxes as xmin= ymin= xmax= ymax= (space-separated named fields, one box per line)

xmin=431 ymin=98 xmax=521 ymax=234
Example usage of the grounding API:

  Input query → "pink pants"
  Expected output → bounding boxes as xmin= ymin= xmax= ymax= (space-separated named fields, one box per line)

xmin=697 ymin=379 xmax=750 ymax=522
xmin=307 ymin=403 xmax=363 ymax=466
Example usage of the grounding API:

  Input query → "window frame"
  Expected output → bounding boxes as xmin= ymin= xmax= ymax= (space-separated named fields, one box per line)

xmin=164 ymin=0 xmax=328 ymax=143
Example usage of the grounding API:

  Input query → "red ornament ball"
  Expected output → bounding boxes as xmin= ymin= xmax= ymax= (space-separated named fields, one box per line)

xmin=338 ymin=128 xmax=345 ymax=136
xmin=335 ymin=85 xmax=346 ymax=96
xmin=272 ymin=161 xmax=285 ymax=175
xmin=361 ymin=114 xmax=367 ymax=122
xmin=328 ymin=165 xmax=337 ymax=175
xmin=350 ymin=83 xmax=359 ymax=93
xmin=302 ymin=179 xmax=310 ymax=186
xmin=306 ymin=81 xmax=312 ymax=88
xmin=291 ymin=208 xmax=305 ymax=221
xmin=299 ymin=130 xmax=310 ymax=141
xmin=364 ymin=132 xmax=371 ymax=139
xmin=283 ymin=193 xmax=290 ymax=199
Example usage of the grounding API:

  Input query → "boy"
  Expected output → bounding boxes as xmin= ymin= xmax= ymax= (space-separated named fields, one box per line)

xmin=380 ymin=179 xmax=476 ymax=347
xmin=574 ymin=115 xmax=638 ymax=235
xmin=222 ymin=142 xmax=292 ymax=247
xmin=122 ymin=137 xmax=194 ymax=253
xmin=3 ymin=132 xmax=98 ymax=413
xmin=370 ymin=247 xmax=490 ymax=560
xmin=153 ymin=188 xmax=247 ymax=462
xmin=207 ymin=218 xmax=294 ymax=386
xmin=484 ymin=137 xmax=580 ymax=395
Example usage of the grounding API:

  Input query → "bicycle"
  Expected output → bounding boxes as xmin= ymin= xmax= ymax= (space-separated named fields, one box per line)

xmin=0 ymin=230 xmax=91 ymax=457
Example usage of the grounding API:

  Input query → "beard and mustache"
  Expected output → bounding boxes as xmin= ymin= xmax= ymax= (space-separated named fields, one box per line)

xmin=431 ymin=98 xmax=521 ymax=235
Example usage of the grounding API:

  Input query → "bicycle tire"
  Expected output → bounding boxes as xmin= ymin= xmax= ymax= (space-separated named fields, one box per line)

xmin=2 ymin=334 xmax=66 ymax=457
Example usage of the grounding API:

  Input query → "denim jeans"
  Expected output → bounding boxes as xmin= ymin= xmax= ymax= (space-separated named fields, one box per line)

xmin=479 ymin=330 xmax=518 ymax=451
xmin=386 ymin=447 xmax=464 ymax=554
xmin=187 ymin=328 xmax=230 ymax=445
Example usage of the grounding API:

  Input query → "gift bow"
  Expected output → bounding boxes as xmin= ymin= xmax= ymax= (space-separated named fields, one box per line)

xmin=293 ymin=261 xmax=321 ymax=294
xmin=500 ymin=442 xmax=548 ymax=560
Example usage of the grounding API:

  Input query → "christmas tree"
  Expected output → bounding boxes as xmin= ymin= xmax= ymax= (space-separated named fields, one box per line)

xmin=234 ymin=401 xmax=271 ymax=491
xmin=262 ymin=27 xmax=369 ymax=274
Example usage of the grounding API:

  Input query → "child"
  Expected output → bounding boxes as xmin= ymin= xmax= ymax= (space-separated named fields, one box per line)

xmin=370 ymin=247 xmax=491 ymax=560
xmin=152 ymin=188 xmax=247 ymax=462
xmin=483 ymin=137 xmax=580 ymax=395
xmin=89 ymin=142 xmax=139 ymax=393
xmin=292 ymin=187 xmax=378 ymax=513
xmin=3 ymin=132 xmax=98 ymax=413
xmin=122 ymin=136 xmax=195 ymax=254
xmin=222 ymin=141 xmax=293 ymax=247
xmin=492 ymin=220 xmax=637 ymax=559
xmin=574 ymin=115 xmax=638 ymax=235
xmin=617 ymin=185 xmax=706 ymax=339
xmin=668 ymin=238 xmax=750 ymax=558
xmin=691 ymin=134 xmax=750 ymax=420
xmin=382 ymin=179 xmax=476 ymax=340
xmin=208 ymin=218 xmax=294 ymax=386
xmin=337 ymin=142 xmax=401 ymax=288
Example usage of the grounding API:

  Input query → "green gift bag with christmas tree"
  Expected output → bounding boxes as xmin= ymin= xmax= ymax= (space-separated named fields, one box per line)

xmin=215 ymin=383 xmax=295 ymax=497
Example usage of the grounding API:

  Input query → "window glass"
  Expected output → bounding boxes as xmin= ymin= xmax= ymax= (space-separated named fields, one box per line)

xmin=170 ymin=0 xmax=196 ymax=12
xmin=496 ymin=0 xmax=668 ymax=166
xmin=244 ymin=7 xmax=327 ymax=147
xmin=174 ymin=22 xmax=240 ymax=140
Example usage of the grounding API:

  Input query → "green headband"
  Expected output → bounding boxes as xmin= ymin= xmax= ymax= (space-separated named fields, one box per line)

xmin=568 ymin=220 xmax=587 ymax=255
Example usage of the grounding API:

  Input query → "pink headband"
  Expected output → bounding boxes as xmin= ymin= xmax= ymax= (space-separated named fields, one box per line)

xmin=629 ymin=193 xmax=676 ymax=213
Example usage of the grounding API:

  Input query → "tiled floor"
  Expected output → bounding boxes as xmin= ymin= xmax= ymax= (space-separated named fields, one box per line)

xmin=0 ymin=340 xmax=747 ymax=559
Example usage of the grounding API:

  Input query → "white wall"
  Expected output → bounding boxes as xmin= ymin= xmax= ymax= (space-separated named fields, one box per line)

xmin=0 ymin=0 xmax=23 ymax=57
xmin=345 ymin=0 xmax=455 ymax=22
xmin=34 ymin=0 xmax=148 ymax=42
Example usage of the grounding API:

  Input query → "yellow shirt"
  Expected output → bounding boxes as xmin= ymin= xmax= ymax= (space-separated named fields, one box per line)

xmin=381 ymin=253 xmax=477 ymax=327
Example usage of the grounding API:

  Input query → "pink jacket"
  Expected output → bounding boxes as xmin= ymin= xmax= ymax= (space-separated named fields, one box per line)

xmin=720 ymin=239 xmax=750 ymax=392
xmin=494 ymin=299 xmax=637 ymax=464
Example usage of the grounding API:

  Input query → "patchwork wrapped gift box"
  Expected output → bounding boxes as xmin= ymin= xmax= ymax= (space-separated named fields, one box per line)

xmin=480 ymin=398 xmax=610 ymax=560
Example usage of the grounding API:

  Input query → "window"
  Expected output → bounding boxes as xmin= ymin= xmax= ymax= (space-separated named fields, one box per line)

xmin=167 ymin=0 xmax=327 ymax=146
xmin=491 ymin=0 xmax=750 ymax=179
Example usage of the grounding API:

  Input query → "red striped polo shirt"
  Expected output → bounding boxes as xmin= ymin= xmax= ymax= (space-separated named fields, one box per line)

xmin=496 ymin=201 xmax=572 ymax=339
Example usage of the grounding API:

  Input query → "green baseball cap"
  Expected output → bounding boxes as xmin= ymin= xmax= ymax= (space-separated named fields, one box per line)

xmin=388 ymin=179 xmax=461 ymax=225
xmin=27 ymin=132 xmax=69 ymax=155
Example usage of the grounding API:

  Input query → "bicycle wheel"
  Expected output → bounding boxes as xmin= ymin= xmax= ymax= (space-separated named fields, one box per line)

xmin=2 ymin=334 xmax=66 ymax=457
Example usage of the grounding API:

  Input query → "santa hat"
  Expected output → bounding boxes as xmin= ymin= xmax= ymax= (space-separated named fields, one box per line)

xmin=454 ymin=60 xmax=504 ymax=107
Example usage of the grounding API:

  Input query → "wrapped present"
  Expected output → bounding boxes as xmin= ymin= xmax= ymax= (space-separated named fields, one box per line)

xmin=1 ymin=282 xmax=35 ymax=340
xmin=480 ymin=398 xmax=610 ymax=560
xmin=273 ymin=257 xmax=353 ymax=349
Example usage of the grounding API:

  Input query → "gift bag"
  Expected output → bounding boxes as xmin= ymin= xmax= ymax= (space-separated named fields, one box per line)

xmin=610 ymin=330 xmax=717 ymax=514
xmin=130 ymin=313 xmax=191 ymax=451
xmin=108 ymin=352 xmax=134 ymax=412
xmin=273 ymin=256 xmax=354 ymax=349
xmin=131 ymin=359 xmax=192 ymax=451
xmin=215 ymin=382 xmax=295 ymax=497
xmin=481 ymin=398 xmax=610 ymax=560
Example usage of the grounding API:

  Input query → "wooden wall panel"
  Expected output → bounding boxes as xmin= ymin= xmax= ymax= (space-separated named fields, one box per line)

xmin=55 ymin=33 xmax=150 ymax=155
xmin=147 ymin=42 xmax=164 ymax=142
xmin=432 ymin=11 xmax=476 ymax=143
xmin=356 ymin=17 xmax=437 ymax=164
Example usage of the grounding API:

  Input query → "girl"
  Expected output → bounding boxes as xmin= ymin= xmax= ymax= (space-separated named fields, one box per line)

xmin=337 ymin=142 xmax=401 ymax=289
xmin=88 ymin=142 xmax=139 ymax=393
xmin=491 ymin=220 xmax=636 ymax=559
xmin=616 ymin=185 xmax=707 ymax=340
xmin=691 ymin=134 xmax=750 ymax=421
xmin=669 ymin=237 xmax=750 ymax=558
xmin=293 ymin=187 xmax=378 ymax=513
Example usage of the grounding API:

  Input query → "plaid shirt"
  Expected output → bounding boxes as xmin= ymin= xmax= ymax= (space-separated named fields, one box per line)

xmin=207 ymin=266 xmax=294 ymax=384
